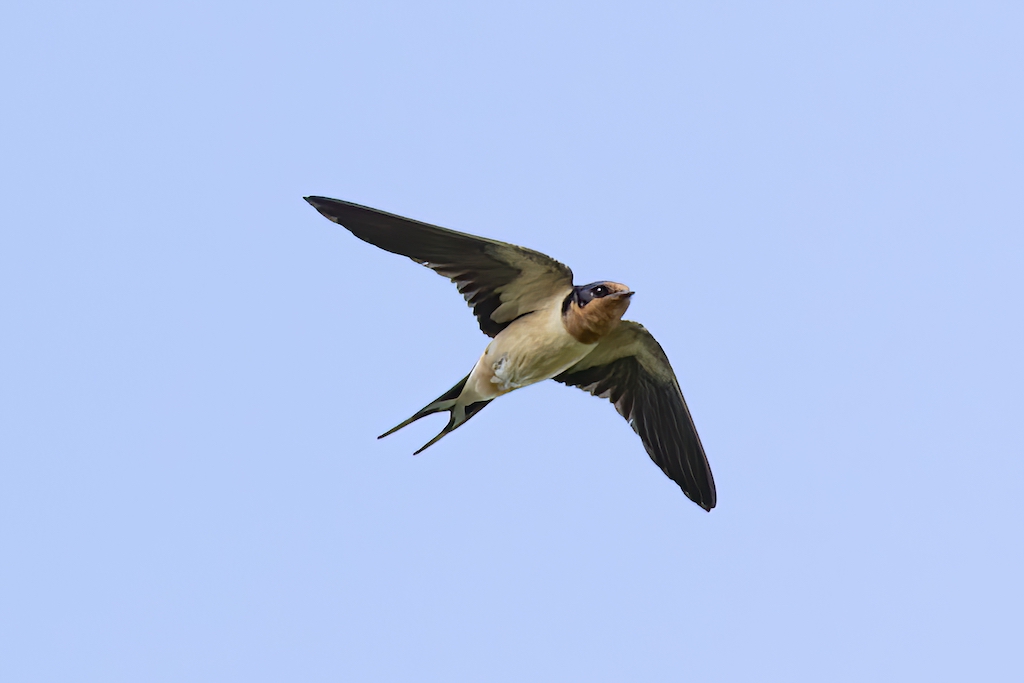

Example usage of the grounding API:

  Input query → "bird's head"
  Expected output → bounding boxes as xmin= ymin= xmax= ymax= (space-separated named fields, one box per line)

xmin=574 ymin=281 xmax=633 ymax=307
xmin=562 ymin=281 xmax=634 ymax=344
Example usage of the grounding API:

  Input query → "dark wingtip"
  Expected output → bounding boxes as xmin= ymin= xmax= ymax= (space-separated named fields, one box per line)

xmin=304 ymin=196 xmax=346 ymax=225
xmin=304 ymin=196 xmax=328 ymax=209
xmin=684 ymin=484 xmax=715 ymax=512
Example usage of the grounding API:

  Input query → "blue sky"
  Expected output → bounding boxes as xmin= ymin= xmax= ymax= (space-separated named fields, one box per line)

xmin=2 ymin=2 xmax=1022 ymax=681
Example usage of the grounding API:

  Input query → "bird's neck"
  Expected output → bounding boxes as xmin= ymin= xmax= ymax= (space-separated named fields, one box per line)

xmin=561 ymin=297 xmax=628 ymax=344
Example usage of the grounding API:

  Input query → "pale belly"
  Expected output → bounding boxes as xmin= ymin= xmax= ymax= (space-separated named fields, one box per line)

xmin=463 ymin=309 xmax=596 ymax=402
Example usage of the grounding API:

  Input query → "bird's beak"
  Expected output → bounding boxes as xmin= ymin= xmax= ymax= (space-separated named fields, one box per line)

xmin=612 ymin=291 xmax=635 ymax=299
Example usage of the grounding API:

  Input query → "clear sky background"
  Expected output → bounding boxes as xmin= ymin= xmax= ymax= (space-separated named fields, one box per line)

xmin=2 ymin=2 xmax=1022 ymax=681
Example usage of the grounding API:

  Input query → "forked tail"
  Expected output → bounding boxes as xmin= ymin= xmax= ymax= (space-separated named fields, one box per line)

xmin=378 ymin=374 xmax=492 ymax=454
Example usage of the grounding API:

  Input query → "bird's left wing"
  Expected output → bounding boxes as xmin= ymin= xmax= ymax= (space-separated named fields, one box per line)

xmin=553 ymin=321 xmax=717 ymax=511
xmin=305 ymin=196 xmax=574 ymax=338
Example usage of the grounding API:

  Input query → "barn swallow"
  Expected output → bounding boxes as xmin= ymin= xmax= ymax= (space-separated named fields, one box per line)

xmin=305 ymin=196 xmax=717 ymax=511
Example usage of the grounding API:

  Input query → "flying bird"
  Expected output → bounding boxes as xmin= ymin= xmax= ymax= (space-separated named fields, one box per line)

xmin=305 ymin=196 xmax=716 ymax=511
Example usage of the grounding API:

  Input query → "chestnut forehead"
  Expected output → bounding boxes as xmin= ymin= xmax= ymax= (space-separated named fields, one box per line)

xmin=579 ymin=280 xmax=629 ymax=291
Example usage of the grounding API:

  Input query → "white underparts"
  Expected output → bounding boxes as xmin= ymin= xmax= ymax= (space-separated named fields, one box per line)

xmin=461 ymin=294 xmax=598 ymax=403
xmin=489 ymin=354 xmax=523 ymax=392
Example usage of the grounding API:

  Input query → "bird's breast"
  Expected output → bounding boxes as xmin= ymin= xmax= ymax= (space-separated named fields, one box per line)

xmin=466 ymin=304 xmax=596 ymax=400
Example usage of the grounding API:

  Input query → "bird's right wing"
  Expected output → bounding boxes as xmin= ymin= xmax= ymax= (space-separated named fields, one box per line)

xmin=305 ymin=196 xmax=574 ymax=338
xmin=554 ymin=321 xmax=716 ymax=511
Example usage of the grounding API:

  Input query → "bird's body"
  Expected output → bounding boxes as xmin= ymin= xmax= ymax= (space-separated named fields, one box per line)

xmin=468 ymin=292 xmax=591 ymax=398
xmin=305 ymin=196 xmax=717 ymax=511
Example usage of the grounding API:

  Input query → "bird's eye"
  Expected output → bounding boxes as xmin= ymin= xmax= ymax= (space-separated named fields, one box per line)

xmin=593 ymin=286 xmax=609 ymax=297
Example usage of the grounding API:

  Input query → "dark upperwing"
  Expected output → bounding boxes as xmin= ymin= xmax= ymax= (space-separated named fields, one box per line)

xmin=554 ymin=321 xmax=716 ymax=511
xmin=305 ymin=196 xmax=574 ymax=337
